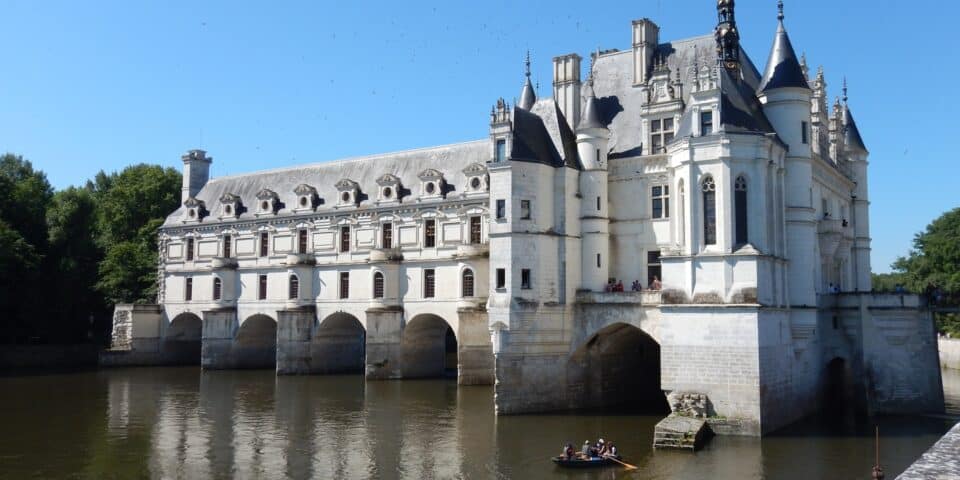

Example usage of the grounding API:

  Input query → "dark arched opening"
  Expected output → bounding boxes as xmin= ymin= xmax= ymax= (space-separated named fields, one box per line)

xmin=164 ymin=313 xmax=202 ymax=364
xmin=823 ymin=357 xmax=859 ymax=418
xmin=567 ymin=323 xmax=669 ymax=414
xmin=234 ymin=314 xmax=278 ymax=369
xmin=313 ymin=313 xmax=365 ymax=374
xmin=402 ymin=314 xmax=457 ymax=379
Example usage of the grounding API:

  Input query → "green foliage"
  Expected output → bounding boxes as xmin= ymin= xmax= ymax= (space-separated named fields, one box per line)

xmin=892 ymin=207 xmax=960 ymax=296
xmin=939 ymin=314 xmax=960 ymax=338
xmin=872 ymin=272 xmax=909 ymax=293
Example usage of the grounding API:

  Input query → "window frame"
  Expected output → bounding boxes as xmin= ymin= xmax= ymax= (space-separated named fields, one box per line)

xmin=469 ymin=217 xmax=482 ymax=244
xmin=700 ymin=110 xmax=714 ymax=136
xmin=423 ymin=268 xmax=436 ymax=298
xmin=288 ymin=274 xmax=299 ymax=300
xmin=259 ymin=232 xmax=269 ymax=257
xmin=223 ymin=234 xmax=232 ymax=258
xmin=647 ymin=251 xmax=662 ymax=287
xmin=382 ymin=222 xmax=393 ymax=249
xmin=495 ymin=139 xmax=506 ymax=162
xmin=339 ymin=272 xmax=350 ymax=299
xmin=520 ymin=200 xmax=531 ymax=220
xmin=424 ymin=219 xmax=436 ymax=248
xmin=496 ymin=199 xmax=506 ymax=220
xmin=258 ymin=274 xmax=268 ymax=300
xmin=213 ymin=277 xmax=222 ymax=301
xmin=185 ymin=277 xmax=193 ymax=301
xmin=186 ymin=238 xmax=195 ymax=261
xmin=649 ymin=117 xmax=675 ymax=154
xmin=521 ymin=269 xmax=532 ymax=290
xmin=702 ymin=176 xmax=717 ymax=246
xmin=801 ymin=121 xmax=809 ymax=144
xmin=297 ymin=229 xmax=308 ymax=254
xmin=651 ymin=184 xmax=670 ymax=220
xmin=462 ymin=269 xmax=475 ymax=297
xmin=495 ymin=268 xmax=506 ymax=290
xmin=734 ymin=176 xmax=748 ymax=246
xmin=340 ymin=226 xmax=351 ymax=253
xmin=373 ymin=272 xmax=385 ymax=299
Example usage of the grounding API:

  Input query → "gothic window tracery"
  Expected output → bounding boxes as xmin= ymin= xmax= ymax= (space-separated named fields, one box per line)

xmin=702 ymin=176 xmax=717 ymax=246
xmin=735 ymin=176 xmax=748 ymax=246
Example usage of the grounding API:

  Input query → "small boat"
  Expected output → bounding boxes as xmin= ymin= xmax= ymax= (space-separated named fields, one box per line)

xmin=552 ymin=455 xmax=624 ymax=468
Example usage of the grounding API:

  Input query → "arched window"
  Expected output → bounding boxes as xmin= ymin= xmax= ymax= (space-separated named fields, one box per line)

xmin=678 ymin=180 xmax=686 ymax=245
xmin=212 ymin=277 xmax=222 ymax=301
xmin=735 ymin=176 xmax=748 ymax=246
xmin=462 ymin=269 xmax=475 ymax=298
xmin=373 ymin=272 xmax=384 ymax=299
xmin=289 ymin=274 xmax=299 ymax=300
xmin=702 ymin=176 xmax=717 ymax=246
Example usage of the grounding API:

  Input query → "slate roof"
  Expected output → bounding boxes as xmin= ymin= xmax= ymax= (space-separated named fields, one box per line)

xmin=843 ymin=105 xmax=868 ymax=154
xmin=518 ymin=77 xmax=537 ymax=110
xmin=590 ymin=34 xmax=765 ymax=159
xmin=162 ymin=140 xmax=489 ymax=227
xmin=511 ymin=98 xmax=580 ymax=169
xmin=758 ymin=21 xmax=810 ymax=92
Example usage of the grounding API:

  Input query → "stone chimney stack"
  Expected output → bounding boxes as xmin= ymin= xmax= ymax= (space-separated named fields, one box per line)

xmin=632 ymin=18 xmax=660 ymax=85
xmin=552 ymin=53 xmax=582 ymax=131
xmin=181 ymin=149 xmax=212 ymax=203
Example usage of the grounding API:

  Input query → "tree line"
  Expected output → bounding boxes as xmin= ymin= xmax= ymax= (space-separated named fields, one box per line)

xmin=0 ymin=153 xmax=180 ymax=345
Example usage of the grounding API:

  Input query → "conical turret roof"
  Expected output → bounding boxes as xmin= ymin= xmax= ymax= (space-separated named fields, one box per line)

xmin=843 ymin=105 xmax=868 ymax=154
xmin=758 ymin=8 xmax=809 ymax=92
xmin=518 ymin=77 xmax=536 ymax=111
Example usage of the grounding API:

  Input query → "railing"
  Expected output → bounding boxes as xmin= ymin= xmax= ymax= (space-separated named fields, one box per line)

xmin=576 ymin=290 xmax=663 ymax=305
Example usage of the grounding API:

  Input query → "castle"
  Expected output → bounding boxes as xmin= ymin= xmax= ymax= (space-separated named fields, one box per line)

xmin=107 ymin=1 xmax=944 ymax=436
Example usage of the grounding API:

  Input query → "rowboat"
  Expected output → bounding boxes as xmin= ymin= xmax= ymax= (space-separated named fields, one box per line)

xmin=552 ymin=455 xmax=624 ymax=468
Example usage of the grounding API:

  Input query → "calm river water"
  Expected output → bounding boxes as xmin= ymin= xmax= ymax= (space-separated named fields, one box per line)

xmin=0 ymin=367 xmax=957 ymax=480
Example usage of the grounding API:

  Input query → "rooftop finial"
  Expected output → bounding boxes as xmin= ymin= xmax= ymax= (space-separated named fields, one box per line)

xmin=842 ymin=77 xmax=848 ymax=104
xmin=525 ymin=50 xmax=531 ymax=78
xmin=716 ymin=0 xmax=741 ymax=71
xmin=518 ymin=51 xmax=537 ymax=110
xmin=778 ymin=0 xmax=784 ymax=22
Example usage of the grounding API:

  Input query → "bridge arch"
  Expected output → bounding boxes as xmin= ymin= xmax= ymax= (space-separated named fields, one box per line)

xmin=402 ymin=313 xmax=457 ymax=379
xmin=567 ymin=322 xmax=668 ymax=413
xmin=163 ymin=313 xmax=202 ymax=364
xmin=314 ymin=312 xmax=366 ymax=374
xmin=235 ymin=314 xmax=278 ymax=369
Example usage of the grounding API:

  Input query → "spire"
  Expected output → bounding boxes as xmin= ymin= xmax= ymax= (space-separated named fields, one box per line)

xmin=842 ymin=80 xmax=868 ymax=154
xmin=715 ymin=0 xmax=741 ymax=72
xmin=518 ymin=50 xmax=537 ymax=110
xmin=758 ymin=1 xmax=810 ymax=92
xmin=578 ymin=52 xmax=605 ymax=130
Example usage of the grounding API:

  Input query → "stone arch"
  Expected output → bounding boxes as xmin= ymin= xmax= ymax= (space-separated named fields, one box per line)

xmin=567 ymin=323 xmax=668 ymax=413
xmin=164 ymin=313 xmax=202 ymax=364
xmin=823 ymin=356 xmax=859 ymax=417
xmin=234 ymin=314 xmax=278 ymax=369
xmin=313 ymin=312 xmax=366 ymax=374
xmin=402 ymin=314 xmax=457 ymax=379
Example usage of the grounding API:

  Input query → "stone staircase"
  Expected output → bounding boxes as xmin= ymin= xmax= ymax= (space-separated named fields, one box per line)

xmin=653 ymin=416 xmax=710 ymax=451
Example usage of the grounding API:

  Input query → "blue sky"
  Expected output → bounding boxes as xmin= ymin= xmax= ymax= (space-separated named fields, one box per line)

xmin=0 ymin=0 xmax=955 ymax=273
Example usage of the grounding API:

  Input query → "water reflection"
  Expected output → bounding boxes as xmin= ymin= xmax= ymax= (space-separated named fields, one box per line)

xmin=0 ymin=367 xmax=956 ymax=479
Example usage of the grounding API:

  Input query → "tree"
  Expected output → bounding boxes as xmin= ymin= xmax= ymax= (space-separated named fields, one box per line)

xmin=892 ymin=207 xmax=960 ymax=336
xmin=91 ymin=165 xmax=181 ymax=305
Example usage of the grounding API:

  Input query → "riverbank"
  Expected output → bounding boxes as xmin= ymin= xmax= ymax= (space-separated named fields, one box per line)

xmin=940 ymin=337 xmax=960 ymax=370
xmin=897 ymin=421 xmax=960 ymax=479
xmin=0 ymin=344 xmax=99 ymax=371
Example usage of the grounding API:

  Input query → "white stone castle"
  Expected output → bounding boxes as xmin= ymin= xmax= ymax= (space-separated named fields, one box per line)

xmin=108 ymin=1 xmax=943 ymax=436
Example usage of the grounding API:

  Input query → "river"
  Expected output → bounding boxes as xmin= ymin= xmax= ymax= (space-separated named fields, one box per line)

xmin=0 ymin=367 xmax=957 ymax=479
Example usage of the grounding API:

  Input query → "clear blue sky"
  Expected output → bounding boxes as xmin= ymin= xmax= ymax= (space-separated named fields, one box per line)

xmin=1 ymin=0 xmax=955 ymax=273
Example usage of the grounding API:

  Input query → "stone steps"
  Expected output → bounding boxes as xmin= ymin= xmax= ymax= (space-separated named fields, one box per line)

xmin=653 ymin=416 xmax=711 ymax=451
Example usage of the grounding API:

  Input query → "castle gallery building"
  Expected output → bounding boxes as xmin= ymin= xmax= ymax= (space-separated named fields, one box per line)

xmin=120 ymin=1 xmax=943 ymax=436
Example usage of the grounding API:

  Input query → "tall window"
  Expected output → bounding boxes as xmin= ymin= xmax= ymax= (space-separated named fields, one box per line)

xmin=185 ymin=277 xmax=193 ymax=301
xmin=382 ymin=223 xmax=393 ymax=249
xmin=213 ymin=277 xmax=222 ymax=300
xmin=462 ymin=269 xmax=475 ymax=297
xmin=424 ymin=269 xmax=436 ymax=298
xmin=700 ymin=111 xmax=714 ymax=136
xmin=652 ymin=185 xmax=670 ymax=219
xmin=424 ymin=219 xmax=436 ymax=247
xmin=521 ymin=269 xmax=531 ymax=289
xmin=650 ymin=117 xmax=675 ymax=154
xmin=596 ymin=253 xmax=601 ymax=268
xmin=298 ymin=229 xmax=308 ymax=254
xmin=801 ymin=121 xmax=809 ymax=144
xmin=495 ymin=139 xmax=506 ymax=162
xmin=469 ymin=217 xmax=482 ymax=244
xmin=596 ymin=196 xmax=601 ymax=212
xmin=496 ymin=268 xmax=506 ymax=289
xmin=258 ymin=274 xmax=267 ymax=300
xmin=373 ymin=272 xmax=384 ymax=299
xmin=223 ymin=234 xmax=231 ymax=258
xmin=260 ymin=232 xmax=269 ymax=257
xmin=702 ymin=176 xmax=717 ymax=246
xmin=186 ymin=238 xmax=195 ymax=261
xmin=339 ymin=272 xmax=349 ymax=299
xmin=340 ymin=226 xmax=351 ymax=252
xmin=520 ymin=200 xmax=531 ymax=220
xmin=735 ymin=176 xmax=748 ymax=246
xmin=289 ymin=274 xmax=299 ymax=300
xmin=647 ymin=251 xmax=662 ymax=287
xmin=496 ymin=200 xmax=505 ymax=220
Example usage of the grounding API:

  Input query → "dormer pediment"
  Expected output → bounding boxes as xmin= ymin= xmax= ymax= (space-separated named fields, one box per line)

xmin=255 ymin=189 xmax=279 ymax=215
xmin=256 ymin=189 xmax=279 ymax=201
xmin=462 ymin=163 xmax=488 ymax=176
xmin=218 ymin=193 xmax=242 ymax=219
xmin=293 ymin=184 xmax=317 ymax=196
xmin=418 ymin=169 xmax=444 ymax=182
xmin=376 ymin=174 xmax=401 ymax=187
xmin=336 ymin=179 xmax=360 ymax=207
xmin=182 ymin=197 xmax=207 ymax=223
xmin=375 ymin=174 xmax=402 ymax=205
xmin=292 ymin=184 xmax=319 ymax=211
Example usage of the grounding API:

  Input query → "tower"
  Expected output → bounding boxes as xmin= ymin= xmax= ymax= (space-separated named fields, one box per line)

xmin=842 ymin=83 xmax=872 ymax=291
xmin=757 ymin=0 xmax=816 ymax=305
xmin=181 ymin=149 xmax=211 ymax=203
xmin=577 ymin=62 xmax=610 ymax=292
xmin=632 ymin=18 xmax=660 ymax=85
xmin=716 ymin=0 xmax=740 ymax=72
xmin=552 ymin=53 xmax=581 ymax=130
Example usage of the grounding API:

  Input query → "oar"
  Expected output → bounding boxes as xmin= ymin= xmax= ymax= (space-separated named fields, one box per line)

xmin=606 ymin=456 xmax=638 ymax=470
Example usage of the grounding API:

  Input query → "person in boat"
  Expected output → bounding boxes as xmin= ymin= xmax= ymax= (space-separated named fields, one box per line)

xmin=603 ymin=442 xmax=618 ymax=458
xmin=563 ymin=443 xmax=575 ymax=460
xmin=581 ymin=440 xmax=592 ymax=458
xmin=595 ymin=438 xmax=605 ymax=456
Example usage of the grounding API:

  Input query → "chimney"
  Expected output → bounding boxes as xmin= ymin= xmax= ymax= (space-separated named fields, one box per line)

xmin=552 ymin=53 xmax=582 ymax=131
xmin=181 ymin=149 xmax=212 ymax=203
xmin=632 ymin=18 xmax=660 ymax=85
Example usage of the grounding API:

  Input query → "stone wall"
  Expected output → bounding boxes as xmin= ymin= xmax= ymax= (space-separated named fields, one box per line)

xmin=0 ymin=344 xmax=99 ymax=369
xmin=897 ymin=421 xmax=960 ymax=479
xmin=940 ymin=337 xmax=960 ymax=370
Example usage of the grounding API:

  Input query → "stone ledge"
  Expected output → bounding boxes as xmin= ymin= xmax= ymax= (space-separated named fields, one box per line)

xmin=897 ymin=421 xmax=960 ymax=479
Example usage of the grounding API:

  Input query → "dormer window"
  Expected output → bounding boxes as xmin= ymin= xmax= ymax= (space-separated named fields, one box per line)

xmin=183 ymin=197 xmax=207 ymax=223
xmin=256 ymin=189 xmax=279 ymax=216
xmin=293 ymin=184 xmax=319 ymax=212
xmin=700 ymin=111 xmax=714 ymax=136
xmin=650 ymin=117 xmax=674 ymax=154
xmin=219 ymin=193 xmax=242 ymax=219
xmin=495 ymin=139 xmax=507 ymax=162
xmin=462 ymin=163 xmax=489 ymax=196
xmin=418 ymin=169 xmax=445 ymax=200
xmin=335 ymin=179 xmax=360 ymax=208
xmin=375 ymin=174 xmax=402 ymax=205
